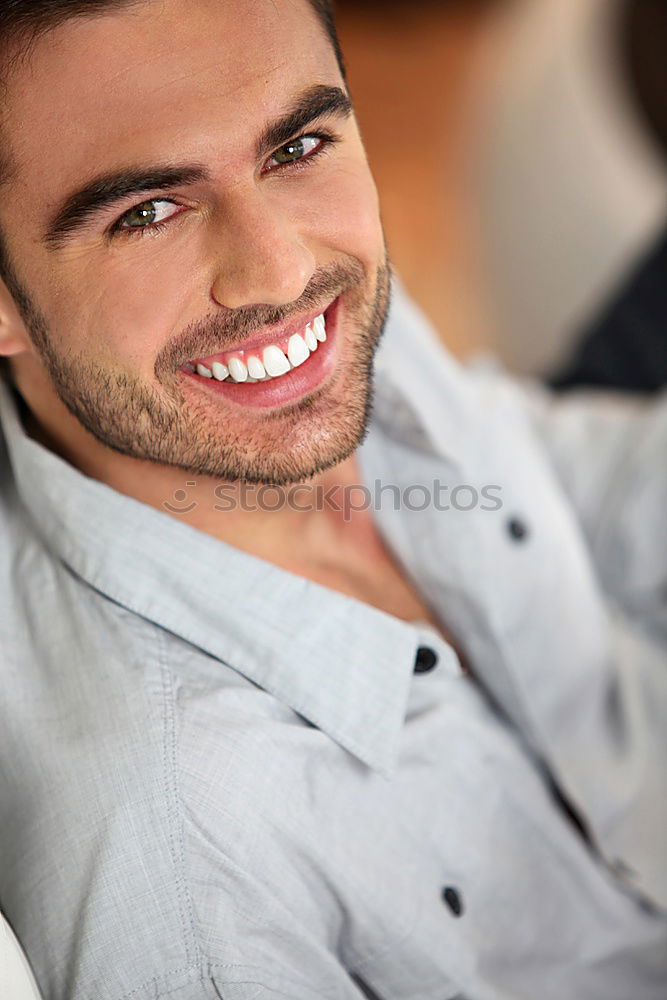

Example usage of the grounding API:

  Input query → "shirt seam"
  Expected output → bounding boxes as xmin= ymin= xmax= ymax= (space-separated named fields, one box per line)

xmin=157 ymin=630 xmax=205 ymax=976
xmin=114 ymin=636 xmax=208 ymax=1000
xmin=116 ymin=965 xmax=210 ymax=1000
xmin=156 ymin=640 xmax=320 ymax=991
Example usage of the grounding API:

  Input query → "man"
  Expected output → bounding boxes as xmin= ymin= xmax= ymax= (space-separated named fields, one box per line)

xmin=0 ymin=2 xmax=665 ymax=999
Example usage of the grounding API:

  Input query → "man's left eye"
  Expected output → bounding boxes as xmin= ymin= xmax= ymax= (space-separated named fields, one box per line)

xmin=266 ymin=135 xmax=323 ymax=170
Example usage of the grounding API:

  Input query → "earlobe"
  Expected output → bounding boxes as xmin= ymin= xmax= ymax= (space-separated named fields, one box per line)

xmin=0 ymin=276 xmax=32 ymax=360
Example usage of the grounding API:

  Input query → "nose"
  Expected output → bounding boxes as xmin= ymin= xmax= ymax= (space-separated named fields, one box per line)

xmin=209 ymin=191 xmax=316 ymax=311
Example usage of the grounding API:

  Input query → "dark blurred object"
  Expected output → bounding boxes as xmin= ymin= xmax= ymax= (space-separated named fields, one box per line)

xmin=553 ymin=0 xmax=667 ymax=393
xmin=624 ymin=0 xmax=667 ymax=158
xmin=551 ymin=225 xmax=667 ymax=392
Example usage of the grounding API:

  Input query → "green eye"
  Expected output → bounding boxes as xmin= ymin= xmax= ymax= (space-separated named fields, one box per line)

xmin=116 ymin=199 xmax=180 ymax=233
xmin=122 ymin=202 xmax=159 ymax=228
xmin=267 ymin=135 xmax=323 ymax=170
xmin=273 ymin=139 xmax=308 ymax=164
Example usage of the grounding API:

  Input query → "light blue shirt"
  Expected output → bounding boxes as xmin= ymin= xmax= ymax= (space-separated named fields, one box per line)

xmin=1 ymin=285 xmax=666 ymax=999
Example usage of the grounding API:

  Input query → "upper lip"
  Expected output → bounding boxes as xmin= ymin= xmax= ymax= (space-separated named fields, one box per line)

xmin=186 ymin=298 xmax=335 ymax=363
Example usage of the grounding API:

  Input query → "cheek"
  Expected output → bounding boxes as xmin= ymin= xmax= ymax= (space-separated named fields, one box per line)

xmin=43 ymin=244 xmax=203 ymax=373
xmin=285 ymin=159 xmax=384 ymax=264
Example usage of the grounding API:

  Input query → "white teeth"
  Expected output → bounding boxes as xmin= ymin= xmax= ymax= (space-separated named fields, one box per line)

xmin=287 ymin=333 xmax=310 ymax=367
xmin=247 ymin=355 xmax=266 ymax=380
xmin=314 ymin=314 xmax=326 ymax=342
xmin=192 ymin=317 xmax=326 ymax=383
xmin=263 ymin=344 xmax=291 ymax=377
xmin=304 ymin=324 xmax=317 ymax=352
xmin=228 ymin=357 xmax=248 ymax=383
xmin=211 ymin=361 xmax=229 ymax=381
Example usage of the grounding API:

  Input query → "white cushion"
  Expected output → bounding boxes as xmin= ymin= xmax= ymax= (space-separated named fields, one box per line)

xmin=0 ymin=911 xmax=42 ymax=999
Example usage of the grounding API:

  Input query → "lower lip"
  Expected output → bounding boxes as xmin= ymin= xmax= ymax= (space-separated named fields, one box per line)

xmin=179 ymin=299 xmax=341 ymax=410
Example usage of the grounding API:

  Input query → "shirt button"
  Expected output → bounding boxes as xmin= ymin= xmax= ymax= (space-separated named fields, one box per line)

xmin=414 ymin=646 xmax=438 ymax=674
xmin=442 ymin=886 xmax=464 ymax=917
xmin=507 ymin=516 xmax=529 ymax=541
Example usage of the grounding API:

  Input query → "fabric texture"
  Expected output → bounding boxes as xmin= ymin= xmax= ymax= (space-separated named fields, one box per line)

xmin=1 ymin=283 xmax=666 ymax=999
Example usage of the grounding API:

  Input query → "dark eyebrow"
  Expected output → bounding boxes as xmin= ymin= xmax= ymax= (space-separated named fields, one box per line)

xmin=43 ymin=165 xmax=210 ymax=250
xmin=42 ymin=84 xmax=353 ymax=251
xmin=255 ymin=84 xmax=353 ymax=160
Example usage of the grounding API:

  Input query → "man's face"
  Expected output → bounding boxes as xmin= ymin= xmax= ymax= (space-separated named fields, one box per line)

xmin=0 ymin=0 xmax=389 ymax=485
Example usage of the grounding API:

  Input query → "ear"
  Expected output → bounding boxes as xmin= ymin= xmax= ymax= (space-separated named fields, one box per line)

xmin=0 ymin=275 xmax=33 ymax=360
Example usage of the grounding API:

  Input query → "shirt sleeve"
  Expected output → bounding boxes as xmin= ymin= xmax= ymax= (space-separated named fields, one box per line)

xmin=209 ymin=975 xmax=359 ymax=999
xmin=505 ymin=375 xmax=667 ymax=630
xmin=123 ymin=968 xmax=354 ymax=1000
xmin=459 ymin=363 xmax=667 ymax=909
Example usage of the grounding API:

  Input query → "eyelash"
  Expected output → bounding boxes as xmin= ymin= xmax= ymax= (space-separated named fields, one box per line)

xmin=109 ymin=130 xmax=339 ymax=242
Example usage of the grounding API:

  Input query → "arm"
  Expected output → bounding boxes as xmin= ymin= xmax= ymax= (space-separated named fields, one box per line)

xmin=504 ymin=375 xmax=667 ymax=629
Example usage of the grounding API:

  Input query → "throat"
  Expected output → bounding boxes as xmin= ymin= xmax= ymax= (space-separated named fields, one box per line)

xmin=272 ymin=521 xmax=446 ymax=635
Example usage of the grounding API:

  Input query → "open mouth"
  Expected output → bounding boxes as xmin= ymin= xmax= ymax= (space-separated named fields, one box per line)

xmin=179 ymin=298 xmax=340 ymax=409
xmin=187 ymin=311 xmax=327 ymax=383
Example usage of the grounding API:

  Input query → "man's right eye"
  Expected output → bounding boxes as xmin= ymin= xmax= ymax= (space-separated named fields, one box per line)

xmin=113 ymin=199 xmax=182 ymax=237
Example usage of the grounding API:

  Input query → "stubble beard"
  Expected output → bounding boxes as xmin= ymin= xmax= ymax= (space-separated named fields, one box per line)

xmin=12 ymin=255 xmax=392 ymax=486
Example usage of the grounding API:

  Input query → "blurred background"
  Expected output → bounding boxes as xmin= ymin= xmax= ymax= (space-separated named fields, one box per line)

xmin=335 ymin=0 xmax=667 ymax=389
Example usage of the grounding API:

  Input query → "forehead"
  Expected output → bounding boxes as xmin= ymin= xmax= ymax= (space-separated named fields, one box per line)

xmin=2 ymin=0 xmax=338 ymax=199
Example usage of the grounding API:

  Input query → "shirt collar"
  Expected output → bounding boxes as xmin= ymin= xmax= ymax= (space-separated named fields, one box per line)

xmin=0 ymin=283 xmax=461 ymax=779
xmin=370 ymin=278 xmax=471 ymax=471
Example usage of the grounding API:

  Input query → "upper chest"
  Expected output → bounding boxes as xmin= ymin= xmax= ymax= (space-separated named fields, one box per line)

xmin=173 ymin=649 xmax=662 ymax=1000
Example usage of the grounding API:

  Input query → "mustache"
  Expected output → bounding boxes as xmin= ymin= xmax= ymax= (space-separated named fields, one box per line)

xmin=157 ymin=261 xmax=365 ymax=374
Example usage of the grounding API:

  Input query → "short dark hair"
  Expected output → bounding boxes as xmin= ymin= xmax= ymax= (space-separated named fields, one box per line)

xmin=0 ymin=0 xmax=345 ymax=312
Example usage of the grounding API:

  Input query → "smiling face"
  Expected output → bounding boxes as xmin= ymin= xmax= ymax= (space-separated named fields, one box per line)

xmin=0 ymin=0 xmax=389 ymax=485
